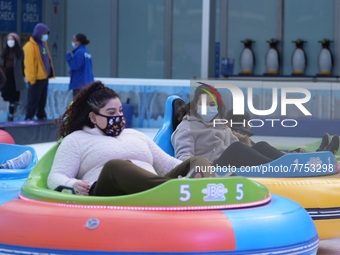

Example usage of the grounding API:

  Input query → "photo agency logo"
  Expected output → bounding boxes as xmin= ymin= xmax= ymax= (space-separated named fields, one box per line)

xmin=195 ymin=82 xmax=312 ymax=129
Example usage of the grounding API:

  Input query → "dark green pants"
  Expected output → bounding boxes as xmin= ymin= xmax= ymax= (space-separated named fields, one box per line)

xmin=93 ymin=156 xmax=210 ymax=196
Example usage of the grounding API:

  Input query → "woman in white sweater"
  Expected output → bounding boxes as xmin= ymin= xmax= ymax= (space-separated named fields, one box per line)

xmin=47 ymin=81 xmax=211 ymax=196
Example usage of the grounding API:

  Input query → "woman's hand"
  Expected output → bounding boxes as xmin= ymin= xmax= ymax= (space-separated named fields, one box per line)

xmin=73 ymin=180 xmax=91 ymax=196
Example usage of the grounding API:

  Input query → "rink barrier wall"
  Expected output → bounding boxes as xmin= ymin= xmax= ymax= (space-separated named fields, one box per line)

xmin=0 ymin=77 xmax=339 ymax=137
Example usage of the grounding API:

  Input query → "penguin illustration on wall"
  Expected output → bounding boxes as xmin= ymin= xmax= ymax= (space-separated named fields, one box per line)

xmin=239 ymin=39 xmax=255 ymax=75
xmin=264 ymin=39 xmax=279 ymax=75
xmin=291 ymin=39 xmax=307 ymax=75
xmin=317 ymin=39 xmax=333 ymax=76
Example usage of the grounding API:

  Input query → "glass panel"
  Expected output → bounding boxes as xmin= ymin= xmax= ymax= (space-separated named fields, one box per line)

xmin=227 ymin=0 xmax=277 ymax=75
xmin=283 ymin=0 xmax=334 ymax=76
xmin=118 ymin=0 xmax=165 ymax=78
xmin=172 ymin=0 xmax=202 ymax=79
xmin=66 ymin=0 xmax=111 ymax=77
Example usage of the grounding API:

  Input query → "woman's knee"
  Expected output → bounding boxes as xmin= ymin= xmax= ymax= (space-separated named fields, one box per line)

xmin=253 ymin=141 xmax=269 ymax=147
xmin=228 ymin=141 xmax=248 ymax=151
xmin=252 ymin=141 xmax=270 ymax=150
xmin=103 ymin=159 xmax=130 ymax=168
xmin=100 ymin=159 xmax=132 ymax=177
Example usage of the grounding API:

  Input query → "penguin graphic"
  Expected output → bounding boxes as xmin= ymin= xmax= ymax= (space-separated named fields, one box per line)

xmin=291 ymin=39 xmax=307 ymax=76
xmin=317 ymin=39 xmax=333 ymax=76
xmin=264 ymin=39 xmax=280 ymax=75
xmin=239 ymin=39 xmax=255 ymax=75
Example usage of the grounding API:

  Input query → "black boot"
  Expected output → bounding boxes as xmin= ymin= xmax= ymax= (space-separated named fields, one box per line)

xmin=316 ymin=133 xmax=330 ymax=151
xmin=327 ymin=135 xmax=340 ymax=155
xmin=7 ymin=103 xmax=15 ymax=122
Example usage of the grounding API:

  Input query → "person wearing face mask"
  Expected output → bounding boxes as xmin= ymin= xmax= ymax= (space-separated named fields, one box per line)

xmin=23 ymin=23 xmax=55 ymax=120
xmin=66 ymin=33 xmax=94 ymax=98
xmin=47 ymin=81 xmax=214 ymax=196
xmin=171 ymin=84 xmax=286 ymax=169
xmin=1 ymin=33 xmax=26 ymax=121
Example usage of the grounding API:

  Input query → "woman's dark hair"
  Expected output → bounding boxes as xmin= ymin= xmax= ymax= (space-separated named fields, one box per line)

xmin=2 ymin=36 xmax=22 ymax=61
xmin=56 ymin=81 xmax=120 ymax=138
xmin=176 ymin=83 xmax=227 ymax=123
xmin=75 ymin=33 xmax=90 ymax=45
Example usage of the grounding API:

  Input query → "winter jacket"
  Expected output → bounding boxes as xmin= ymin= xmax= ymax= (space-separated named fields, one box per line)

xmin=0 ymin=66 xmax=6 ymax=89
xmin=23 ymin=37 xmax=55 ymax=85
xmin=66 ymin=45 xmax=94 ymax=90
xmin=171 ymin=114 xmax=239 ymax=162
xmin=12 ymin=50 xmax=26 ymax=91
xmin=2 ymin=33 xmax=25 ymax=91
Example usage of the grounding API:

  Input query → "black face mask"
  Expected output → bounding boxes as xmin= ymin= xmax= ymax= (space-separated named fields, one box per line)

xmin=95 ymin=112 xmax=126 ymax=137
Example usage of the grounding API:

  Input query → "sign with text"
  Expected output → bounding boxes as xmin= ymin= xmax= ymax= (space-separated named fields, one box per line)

xmin=0 ymin=0 xmax=17 ymax=32
xmin=21 ymin=0 xmax=42 ymax=33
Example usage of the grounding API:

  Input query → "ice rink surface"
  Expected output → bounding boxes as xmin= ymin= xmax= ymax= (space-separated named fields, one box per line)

xmin=27 ymin=128 xmax=340 ymax=254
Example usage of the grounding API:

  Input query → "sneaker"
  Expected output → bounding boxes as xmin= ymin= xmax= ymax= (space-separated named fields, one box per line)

xmin=185 ymin=167 xmax=216 ymax=178
xmin=186 ymin=168 xmax=204 ymax=178
xmin=316 ymin=133 xmax=330 ymax=152
xmin=327 ymin=135 xmax=340 ymax=155
xmin=6 ymin=150 xmax=33 ymax=169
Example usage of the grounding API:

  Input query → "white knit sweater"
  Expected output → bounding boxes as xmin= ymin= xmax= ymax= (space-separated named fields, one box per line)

xmin=47 ymin=127 xmax=182 ymax=190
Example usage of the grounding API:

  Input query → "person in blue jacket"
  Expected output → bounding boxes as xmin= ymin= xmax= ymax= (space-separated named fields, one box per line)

xmin=66 ymin=33 xmax=94 ymax=98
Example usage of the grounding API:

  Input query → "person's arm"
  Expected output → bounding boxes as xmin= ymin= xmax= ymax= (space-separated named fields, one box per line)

xmin=23 ymin=44 xmax=37 ymax=84
xmin=20 ymin=49 xmax=25 ymax=77
xmin=47 ymin=136 xmax=82 ymax=191
xmin=0 ymin=63 xmax=6 ymax=89
xmin=66 ymin=50 xmax=85 ymax=71
xmin=171 ymin=128 xmax=194 ymax=161
xmin=146 ymin=135 xmax=182 ymax=176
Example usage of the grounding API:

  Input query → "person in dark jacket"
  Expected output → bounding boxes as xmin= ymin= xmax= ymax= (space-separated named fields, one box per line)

xmin=66 ymin=33 xmax=94 ymax=98
xmin=0 ymin=63 xmax=6 ymax=92
xmin=1 ymin=33 xmax=26 ymax=121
